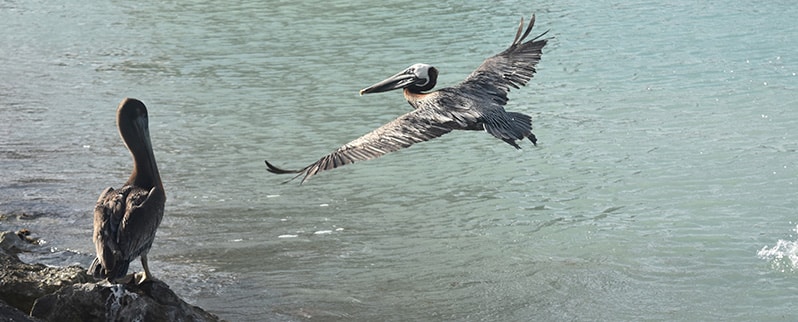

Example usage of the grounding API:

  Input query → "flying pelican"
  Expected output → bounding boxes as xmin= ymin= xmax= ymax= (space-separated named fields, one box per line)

xmin=89 ymin=98 xmax=166 ymax=285
xmin=265 ymin=14 xmax=550 ymax=184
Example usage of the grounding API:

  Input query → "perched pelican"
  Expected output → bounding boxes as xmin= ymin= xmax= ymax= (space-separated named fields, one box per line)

xmin=266 ymin=14 xmax=550 ymax=184
xmin=89 ymin=98 xmax=166 ymax=285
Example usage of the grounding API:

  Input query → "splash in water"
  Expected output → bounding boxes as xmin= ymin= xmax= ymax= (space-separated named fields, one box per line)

xmin=758 ymin=224 xmax=798 ymax=273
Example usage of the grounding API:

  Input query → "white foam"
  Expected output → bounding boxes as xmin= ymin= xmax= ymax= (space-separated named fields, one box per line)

xmin=757 ymin=224 xmax=798 ymax=272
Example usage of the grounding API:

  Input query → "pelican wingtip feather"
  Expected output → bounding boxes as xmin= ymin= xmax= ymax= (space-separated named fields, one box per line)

xmin=512 ymin=14 xmax=538 ymax=46
xmin=264 ymin=160 xmax=296 ymax=174
xmin=264 ymin=160 xmax=309 ymax=184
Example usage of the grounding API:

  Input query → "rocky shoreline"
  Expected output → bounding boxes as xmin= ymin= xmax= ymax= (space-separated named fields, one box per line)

xmin=0 ymin=230 xmax=223 ymax=322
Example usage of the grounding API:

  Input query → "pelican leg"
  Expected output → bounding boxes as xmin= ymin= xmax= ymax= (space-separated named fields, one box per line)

xmin=135 ymin=254 xmax=154 ymax=285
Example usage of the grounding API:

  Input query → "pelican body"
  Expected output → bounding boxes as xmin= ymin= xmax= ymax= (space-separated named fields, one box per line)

xmin=89 ymin=98 xmax=165 ymax=284
xmin=266 ymin=14 xmax=550 ymax=183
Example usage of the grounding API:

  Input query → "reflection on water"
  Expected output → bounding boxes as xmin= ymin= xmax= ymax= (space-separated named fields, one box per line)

xmin=2 ymin=0 xmax=798 ymax=320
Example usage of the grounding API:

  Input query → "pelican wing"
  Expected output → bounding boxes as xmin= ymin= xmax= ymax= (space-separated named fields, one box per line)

xmin=91 ymin=186 xmax=124 ymax=278
xmin=117 ymin=186 xmax=165 ymax=262
xmin=456 ymin=14 xmax=550 ymax=106
xmin=266 ymin=107 xmax=455 ymax=183
xmin=90 ymin=185 xmax=164 ymax=280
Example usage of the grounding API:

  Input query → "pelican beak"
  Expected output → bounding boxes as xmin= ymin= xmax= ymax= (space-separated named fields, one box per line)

xmin=359 ymin=67 xmax=421 ymax=95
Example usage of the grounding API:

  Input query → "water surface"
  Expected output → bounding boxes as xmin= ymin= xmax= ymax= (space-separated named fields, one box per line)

xmin=1 ymin=0 xmax=797 ymax=320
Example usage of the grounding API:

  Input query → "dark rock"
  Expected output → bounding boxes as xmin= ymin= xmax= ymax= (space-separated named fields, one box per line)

xmin=15 ymin=229 xmax=43 ymax=245
xmin=0 ymin=230 xmax=36 ymax=254
xmin=30 ymin=281 xmax=222 ymax=322
xmin=0 ymin=299 xmax=41 ymax=322
xmin=0 ymin=231 xmax=90 ymax=313
xmin=0 ymin=231 xmax=223 ymax=321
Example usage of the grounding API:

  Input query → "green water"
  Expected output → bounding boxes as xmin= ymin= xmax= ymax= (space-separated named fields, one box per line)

xmin=1 ymin=0 xmax=797 ymax=320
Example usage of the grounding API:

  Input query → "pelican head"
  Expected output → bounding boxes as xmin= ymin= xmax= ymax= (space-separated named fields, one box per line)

xmin=118 ymin=99 xmax=149 ymax=142
xmin=359 ymin=63 xmax=438 ymax=95
xmin=117 ymin=98 xmax=160 ymax=188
